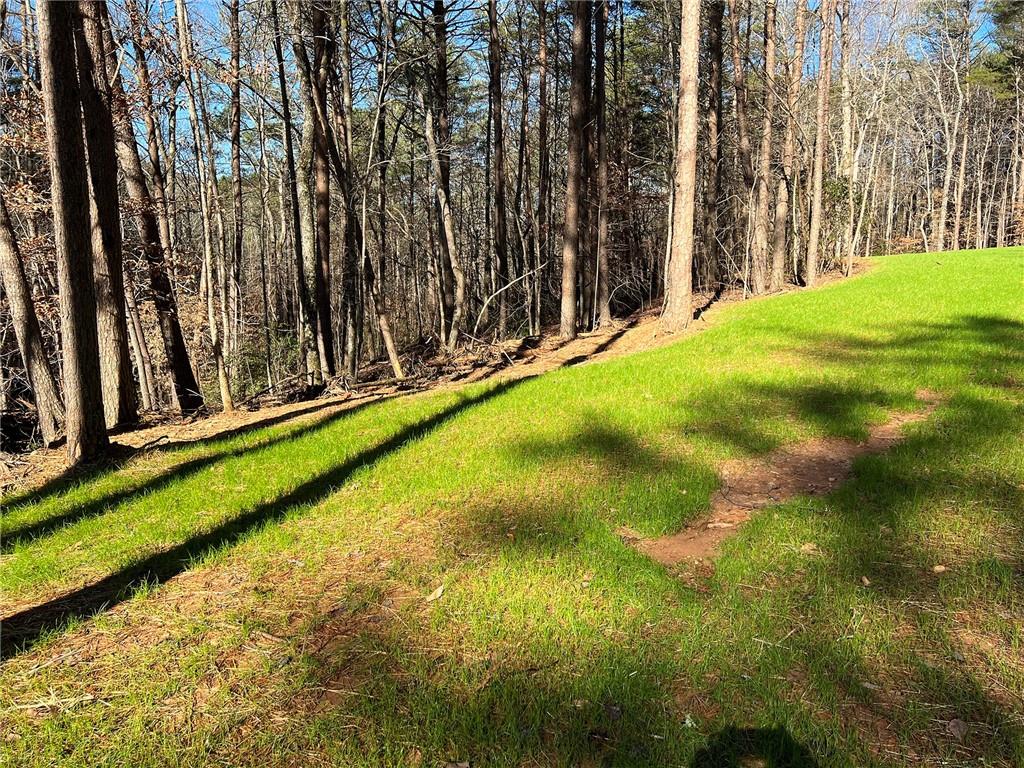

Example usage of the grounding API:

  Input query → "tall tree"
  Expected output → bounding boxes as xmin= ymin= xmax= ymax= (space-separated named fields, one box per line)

xmin=175 ymin=0 xmax=234 ymax=409
xmin=805 ymin=0 xmax=836 ymax=287
xmin=559 ymin=0 xmax=588 ymax=340
xmin=702 ymin=0 xmax=725 ymax=288
xmin=594 ymin=0 xmax=611 ymax=327
xmin=75 ymin=0 xmax=136 ymax=429
xmin=0 ymin=193 xmax=65 ymax=445
xmin=534 ymin=0 xmax=550 ymax=336
xmin=771 ymin=1 xmax=807 ymax=289
xmin=38 ymin=0 xmax=109 ymax=462
xmin=662 ymin=0 xmax=701 ymax=330
xmin=751 ymin=0 xmax=778 ymax=295
xmin=94 ymin=0 xmax=203 ymax=415
xmin=228 ymin=0 xmax=245 ymax=377
xmin=488 ymin=0 xmax=510 ymax=339
xmin=270 ymin=0 xmax=317 ymax=386
xmin=420 ymin=0 xmax=466 ymax=350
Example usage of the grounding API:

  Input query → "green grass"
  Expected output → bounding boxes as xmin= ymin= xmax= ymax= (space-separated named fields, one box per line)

xmin=2 ymin=248 xmax=1023 ymax=767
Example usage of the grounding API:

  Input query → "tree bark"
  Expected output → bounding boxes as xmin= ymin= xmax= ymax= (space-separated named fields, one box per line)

xmin=559 ymin=0 xmax=588 ymax=340
xmin=594 ymin=0 xmax=612 ymax=327
xmin=75 ymin=0 xmax=136 ymax=429
xmin=95 ymin=2 xmax=202 ymax=415
xmin=804 ymin=0 xmax=836 ymax=287
xmin=488 ymin=0 xmax=510 ymax=339
xmin=703 ymin=0 xmax=725 ymax=289
xmin=751 ymin=0 xmax=778 ymax=295
xmin=662 ymin=0 xmax=700 ymax=331
xmin=38 ymin=0 xmax=109 ymax=463
xmin=0 ymin=193 xmax=65 ymax=444
xmin=270 ymin=0 xmax=317 ymax=387
xmin=771 ymin=1 xmax=806 ymax=290
xmin=535 ymin=0 xmax=549 ymax=336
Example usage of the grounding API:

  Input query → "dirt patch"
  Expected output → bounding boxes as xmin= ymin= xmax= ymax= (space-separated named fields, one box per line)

xmin=626 ymin=389 xmax=941 ymax=566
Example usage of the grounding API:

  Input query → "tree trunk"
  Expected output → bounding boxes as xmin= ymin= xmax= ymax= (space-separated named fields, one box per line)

xmin=804 ymin=0 xmax=836 ymax=287
xmin=751 ymin=0 xmax=777 ymax=295
xmin=662 ymin=0 xmax=700 ymax=331
xmin=288 ymin=0 xmax=325 ymax=385
xmin=727 ymin=0 xmax=755 ymax=189
xmin=594 ymin=0 xmax=612 ymax=327
xmin=703 ymin=0 xmax=725 ymax=289
xmin=95 ymin=2 xmax=202 ymax=415
xmin=124 ymin=280 xmax=157 ymax=411
xmin=488 ymin=0 xmax=510 ymax=339
xmin=228 ymin=0 xmax=247 ymax=381
xmin=75 ymin=0 xmax=136 ymax=429
xmin=0 ymin=193 xmax=65 ymax=444
xmin=271 ymin=0 xmax=317 ymax=387
xmin=559 ymin=0 xmax=588 ymax=340
xmin=38 ymin=0 xmax=109 ymax=463
xmin=535 ymin=0 xmax=549 ymax=336
xmin=176 ymin=0 xmax=234 ymax=410
xmin=771 ymin=1 xmax=806 ymax=290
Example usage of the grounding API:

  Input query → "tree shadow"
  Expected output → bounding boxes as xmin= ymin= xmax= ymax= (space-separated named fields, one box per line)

xmin=4 ymin=309 xmax=1024 ymax=765
xmin=0 ymin=380 xmax=521 ymax=661
xmin=0 ymin=397 xmax=375 ymax=514
xmin=0 ymin=397 xmax=386 ymax=553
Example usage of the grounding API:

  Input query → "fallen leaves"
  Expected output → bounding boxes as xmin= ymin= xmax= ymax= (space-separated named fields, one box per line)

xmin=424 ymin=584 xmax=445 ymax=603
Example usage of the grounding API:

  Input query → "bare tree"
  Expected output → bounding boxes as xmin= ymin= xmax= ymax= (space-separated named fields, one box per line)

xmin=0 ymin=194 xmax=64 ymax=444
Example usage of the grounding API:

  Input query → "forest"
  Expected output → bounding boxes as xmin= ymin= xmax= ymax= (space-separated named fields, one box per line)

xmin=0 ymin=0 xmax=1020 ymax=463
xmin=1 ymin=0 xmax=1023 ymax=766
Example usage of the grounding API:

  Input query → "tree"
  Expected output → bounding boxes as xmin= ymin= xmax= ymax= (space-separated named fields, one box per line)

xmin=0 ymin=193 xmax=64 ymax=445
xmin=751 ymin=0 xmax=778 ymax=295
xmin=75 ymin=0 xmax=136 ymax=429
xmin=771 ymin=1 xmax=807 ymax=289
xmin=488 ymin=0 xmax=510 ymax=339
xmin=662 ymin=0 xmax=701 ymax=330
xmin=559 ymin=0 xmax=588 ymax=340
xmin=594 ymin=0 xmax=612 ymax=327
xmin=37 ymin=0 xmax=109 ymax=462
xmin=95 ymin=0 xmax=203 ymax=415
xmin=805 ymin=0 xmax=836 ymax=287
xmin=175 ymin=0 xmax=234 ymax=409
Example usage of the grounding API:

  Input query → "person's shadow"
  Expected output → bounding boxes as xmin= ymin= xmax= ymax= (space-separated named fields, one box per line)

xmin=691 ymin=727 xmax=820 ymax=767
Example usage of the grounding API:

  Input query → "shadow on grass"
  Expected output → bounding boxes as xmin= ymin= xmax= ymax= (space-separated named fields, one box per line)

xmin=0 ymin=381 xmax=520 ymax=661
xmin=0 ymin=397 xmax=387 ymax=553
xmin=4 ymin=311 xmax=1024 ymax=765
xmin=691 ymin=727 xmax=821 ymax=767
xmin=0 ymin=396 xmax=388 ymax=518
xmin=390 ymin=313 xmax=1024 ymax=765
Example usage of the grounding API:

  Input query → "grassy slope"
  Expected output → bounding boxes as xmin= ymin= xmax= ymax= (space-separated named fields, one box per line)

xmin=1 ymin=248 xmax=1022 ymax=767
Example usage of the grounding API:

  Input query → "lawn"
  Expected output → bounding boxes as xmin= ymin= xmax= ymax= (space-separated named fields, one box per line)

xmin=1 ymin=248 xmax=1022 ymax=767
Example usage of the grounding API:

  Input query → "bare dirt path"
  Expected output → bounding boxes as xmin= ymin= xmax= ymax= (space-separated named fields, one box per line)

xmin=623 ymin=389 xmax=942 ymax=566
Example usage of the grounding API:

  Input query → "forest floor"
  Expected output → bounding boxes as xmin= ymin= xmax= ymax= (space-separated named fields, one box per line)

xmin=1 ymin=248 xmax=1022 ymax=767
xmin=0 ymin=265 xmax=861 ymax=496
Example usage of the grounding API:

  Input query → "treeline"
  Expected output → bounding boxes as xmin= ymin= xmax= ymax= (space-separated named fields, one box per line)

xmin=0 ymin=0 xmax=1021 ymax=464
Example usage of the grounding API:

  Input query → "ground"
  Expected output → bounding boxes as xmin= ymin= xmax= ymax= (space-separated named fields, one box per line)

xmin=1 ymin=248 xmax=1022 ymax=767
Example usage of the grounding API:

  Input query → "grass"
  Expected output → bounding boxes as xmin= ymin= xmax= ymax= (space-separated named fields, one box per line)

xmin=1 ymin=248 xmax=1022 ymax=767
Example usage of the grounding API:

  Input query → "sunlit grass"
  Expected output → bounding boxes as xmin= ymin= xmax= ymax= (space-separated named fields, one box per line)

xmin=2 ymin=248 xmax=1022 ymax=767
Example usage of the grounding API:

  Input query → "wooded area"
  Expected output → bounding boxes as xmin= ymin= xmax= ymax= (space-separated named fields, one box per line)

xmin=1 ymin=0 xmax=1022 ymax=464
